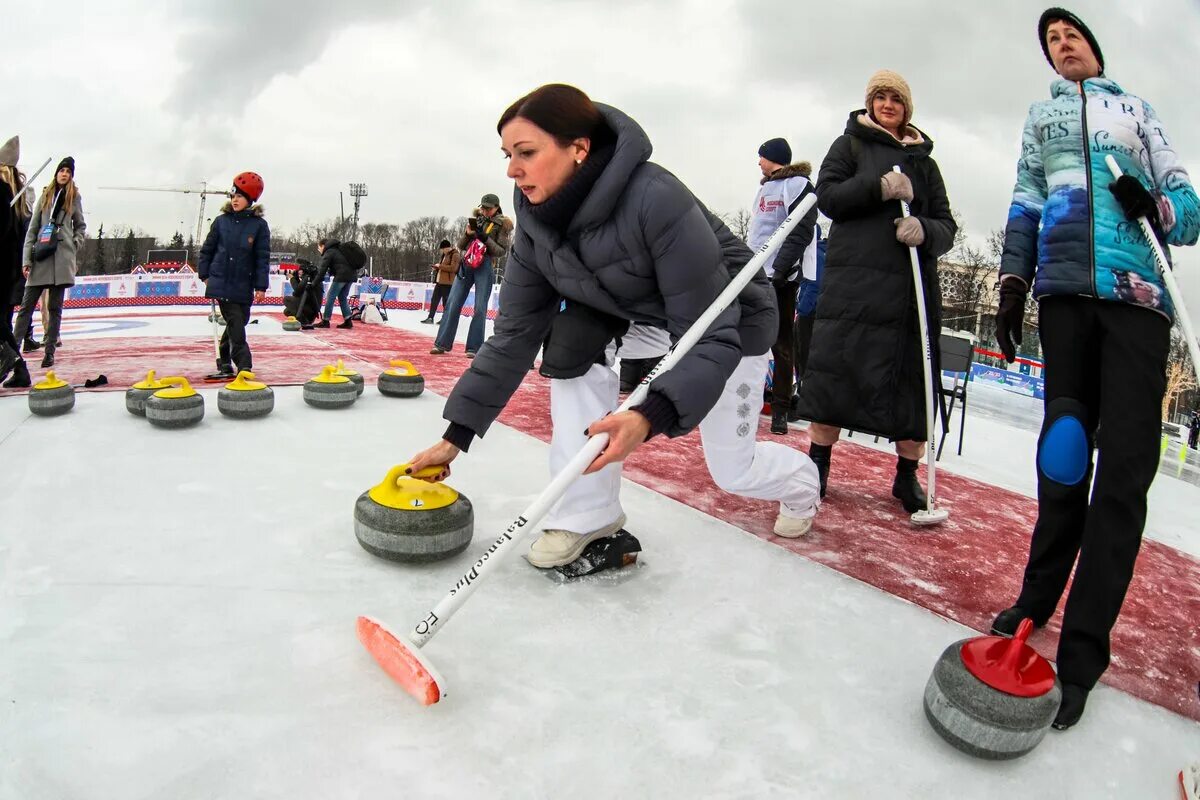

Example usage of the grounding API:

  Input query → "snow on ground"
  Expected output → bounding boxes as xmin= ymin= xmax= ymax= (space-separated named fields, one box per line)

xmin=1 ymin=307 xmax=1198 ymax=799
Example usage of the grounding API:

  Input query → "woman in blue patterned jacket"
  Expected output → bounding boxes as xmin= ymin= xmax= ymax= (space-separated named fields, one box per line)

xmin=991 ymin=7 xmax=1199 ymax=731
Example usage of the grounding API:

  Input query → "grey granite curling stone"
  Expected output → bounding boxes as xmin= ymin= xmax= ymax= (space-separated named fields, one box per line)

xmin=145 ymin=377 xmax=205 ymax=429
xmin=335 ymin=359 xmax=364 ymax=396
xmin=378 ymin=359 xmax=425 ymax=398
xmin=923 ymin=619 xmax=1061 ymax=760
xmin=28 ymin=372 xmax=75 ymax=417
xmin=217 ymin=371 xmax=275 ymax=419
xmin=354 ymin=465 xmax=473 ymax=563
xmin=125 ymin=370 xmax=169 ymax=417
xmin=303 ymin=365 xmax=358 ymax=409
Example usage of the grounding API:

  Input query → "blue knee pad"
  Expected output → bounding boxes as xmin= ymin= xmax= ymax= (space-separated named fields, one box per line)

xmin=1037 ymin=398 xmax=1092 ymax=487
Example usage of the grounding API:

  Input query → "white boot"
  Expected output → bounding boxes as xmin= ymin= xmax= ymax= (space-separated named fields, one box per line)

xmin=774 ymin=502 xmax=815 ymax=538
xmin=527 ymin=514 xmax=627 ymax=568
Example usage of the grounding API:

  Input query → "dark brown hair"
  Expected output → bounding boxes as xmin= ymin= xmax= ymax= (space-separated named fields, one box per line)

xmin=497 ymin=83 xmax=603 ymax=146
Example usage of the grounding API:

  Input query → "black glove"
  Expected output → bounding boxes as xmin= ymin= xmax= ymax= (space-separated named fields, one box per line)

xmin=994 ymin=279 xmax=1027 ymax=364
xmin=771 ymin=270 xmax=794 ymax=290
xmin=1109 ymin=175 xmax=1159 ymax=226
xmin=475 ymin=228 xmax=489 ymax=244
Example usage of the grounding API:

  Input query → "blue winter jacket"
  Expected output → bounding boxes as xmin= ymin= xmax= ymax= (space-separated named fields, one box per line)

xmin=1000 ymin=77 xmax=1199 ymax=320
xmin=198 ymin=203 xmax=271 ymax=304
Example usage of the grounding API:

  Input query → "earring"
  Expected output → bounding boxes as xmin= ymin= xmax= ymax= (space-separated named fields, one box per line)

xmin=575 ymin=159 xmax=583 ymax=165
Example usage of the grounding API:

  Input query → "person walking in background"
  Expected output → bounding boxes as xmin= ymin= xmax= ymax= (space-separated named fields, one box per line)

xmin=0 ymin=135 xmax=30 ymax=386
xmin=198 ymin=172 xmax=270 ymax=378
xmin=747 ymin=137 xmax=818 ymax=435
xmin=14 ymin=156 xmax=87 ymax=373
xmin=421 ymin=239 xmax=459 ymax=324
xmin=314 ymin=238 xmax=356 ymax=329
xmin=989 ymin=7 xmax=1199 ymax=731
xmin=430 ymin=194 xmax=512 ymax=357
xmin=794 ymin=70 xmax=957 ymax=513
xmin=1189 ymin=408 xmax=1200 ymax=450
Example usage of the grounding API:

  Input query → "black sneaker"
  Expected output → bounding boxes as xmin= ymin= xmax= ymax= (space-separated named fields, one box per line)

xmin=770 ymin=409 xmax=788 ymax=435
xmin=314 ymin=320 xmax=330 ymax=329
xmin=990 ymin=605 xmax=1049 ymax=636
xmin=1052 ymin=684 xmax=1089 ymax=730
xmin=0 ymin=343 xmax=20 ymax=383
xmin=40 ymin=353 xmax=55 ymax=369
xmin=337 ymin=320 xmax=353 ymax=329
xmin=2 ymin=359 xmax=31 ymax=388
xmin=22 ymin=338 xmax=41 ymax=353
xmin=419 ymin=317 xmax=435 ymax=324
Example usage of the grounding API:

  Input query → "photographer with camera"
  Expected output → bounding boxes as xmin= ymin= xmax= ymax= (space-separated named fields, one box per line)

xmin=430 ymin=194 xmax=512 ymax=357
xmin=285 ymin=258 xmax=322 ymax=328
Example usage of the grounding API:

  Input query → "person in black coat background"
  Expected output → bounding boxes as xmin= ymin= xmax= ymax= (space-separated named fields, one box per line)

xmin=796 ymin=70 xmax=956 ymax=514
xmin=198 ymin=172 xmax=270 ymax=376
xmin=0 ymin=136 xmax=30 ymax=386
xmin=315 ymin=238 xmax=356 ymax=329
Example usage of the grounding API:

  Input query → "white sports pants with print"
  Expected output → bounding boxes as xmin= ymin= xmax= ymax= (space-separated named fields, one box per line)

xmin=542 ymin=352 xmax=821 ymax=533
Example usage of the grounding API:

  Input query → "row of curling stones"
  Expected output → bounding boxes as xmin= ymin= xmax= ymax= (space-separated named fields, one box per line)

xmin=28 ymin=372 xmax=76 ymax=416
xmin=127 ymin=371 xmax=276 ymax=427
xmin=354 ymin=464 xmax=473 ymax=562
xmin=923 ymin=618 xmax=1061 ymax=760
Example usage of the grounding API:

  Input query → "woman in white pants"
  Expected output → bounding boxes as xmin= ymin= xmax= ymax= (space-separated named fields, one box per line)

xmin=408 ymin=84 xmax=818 ymax=569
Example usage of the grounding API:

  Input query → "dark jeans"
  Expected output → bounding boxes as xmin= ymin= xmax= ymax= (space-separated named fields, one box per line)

xmin=217 ymin=300 xmax=252 ymax=372
xmin=435 ymin=264 xmax=494 ymax=353
xmin=770 ymin=281 xmax=798 ymax=407
xmin=427 ymin=283 xmax=452 ymax=319
xmin=1189 ymin=427 xmax=1199 ymax=449
xmin=14 ymin=285 xmax=65 ymax=356
xmin=1014 ymin=296 xmax=1168 ymax=689
xmin=324 ymin=281 xmax=352 ymax=320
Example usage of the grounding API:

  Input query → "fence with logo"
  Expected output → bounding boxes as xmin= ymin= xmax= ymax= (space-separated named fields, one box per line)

xmin=63 ymin=274 xmax=502 ymax=320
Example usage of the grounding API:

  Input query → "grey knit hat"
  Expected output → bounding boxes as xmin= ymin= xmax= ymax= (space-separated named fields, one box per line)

xmin=0 ymin=136 xmax=18 ymax=166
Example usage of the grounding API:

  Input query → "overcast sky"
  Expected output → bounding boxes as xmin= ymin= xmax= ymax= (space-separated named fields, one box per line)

xmin=5 ymin=0 xmax=1200 ymax=301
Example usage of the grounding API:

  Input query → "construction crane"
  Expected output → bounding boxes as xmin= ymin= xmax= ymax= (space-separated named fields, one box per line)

xmin=98 ymin=180 xmax=230 ymax=249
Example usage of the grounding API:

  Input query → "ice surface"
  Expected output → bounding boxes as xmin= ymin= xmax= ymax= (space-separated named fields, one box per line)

xmin=1 ymin=308 xmax=1197 ymax=798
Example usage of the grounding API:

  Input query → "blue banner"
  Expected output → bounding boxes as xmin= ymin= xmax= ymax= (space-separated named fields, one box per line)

xmin=968 ymin=364 xmax=1045 ymax=399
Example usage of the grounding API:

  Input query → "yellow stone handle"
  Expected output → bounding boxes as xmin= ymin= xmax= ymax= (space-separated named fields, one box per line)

xmin=389 ymin=360 xmax=415 ymax=374
xmin=162 ymin=376 xmax=192 ymax=390
xmin=393 ymin=463 xmax=446 ymax=482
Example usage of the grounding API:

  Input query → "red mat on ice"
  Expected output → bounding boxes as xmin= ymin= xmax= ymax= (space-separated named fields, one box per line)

xmin=5 ymin=312 xmax=1198 ymax=723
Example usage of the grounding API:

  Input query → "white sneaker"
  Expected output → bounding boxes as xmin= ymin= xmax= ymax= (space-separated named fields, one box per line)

xmin=774 ymin=503 xmax=815 ymax=538
xmin=527 ymin=514 xmax=627 ymax=568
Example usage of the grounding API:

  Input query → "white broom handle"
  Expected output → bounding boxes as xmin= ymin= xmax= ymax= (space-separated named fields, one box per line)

xmin=8 ymin=157 xmax=52 ymax=208
xmin=410 ymin=193 xmax=820 ymax=647
xmin=1104 ymin=155 xmax=1200 ymax=386
xmin=894 ymin=166 xmax=941 ymax=508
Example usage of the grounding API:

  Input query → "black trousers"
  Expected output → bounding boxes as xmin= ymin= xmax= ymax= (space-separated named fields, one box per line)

xmin=217 ymin=300 xmax=252 ymax=372
xmin=1015 ymin=296 xmax=1168 ymax=689
xmin=14 ymin=285 xmax=65 ymax=356
xmin=428 ymin=283 xmax=452 ymax=318
xmin=771 ymin=281 xmax=798 ymax=407
xmin=0 ymin=274 xmax=17 ymax=352
xmin=794 ymin=313 xmax=815 ymax=387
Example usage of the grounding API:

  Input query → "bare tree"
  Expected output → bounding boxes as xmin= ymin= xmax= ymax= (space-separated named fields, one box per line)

xmin=1163 ymin=330 xmax=1198 ymax=420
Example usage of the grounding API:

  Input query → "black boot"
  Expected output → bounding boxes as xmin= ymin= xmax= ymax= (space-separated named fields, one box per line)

xmin=22 ymin=337 xmax=41 ymax=353
xmin=40 ymin=351 xmax=54 ymax=369
xmin=337 ymin=319 xmax=353 ymax=329
xmin=990 ymin=606 xmax=1050 ymax=636
xmin=0 ymin=343 xmax=20 ymax=383
xmin=1052 ymin=684 xmax=1089 ymax=730
xmin=787 ymin=391 xmax=804 ymax=422
xmin=3 ymin=359 xmax=31 ymax=388
xmin=892 ymin=457 xmax=928 ymax=512
xmin=314 ymin=319 xmax=330 ymax=328
xmin=809 ymin=443 xmax=832 ymax=498
xmin=770 ymin=408 xmax=788 ymax=435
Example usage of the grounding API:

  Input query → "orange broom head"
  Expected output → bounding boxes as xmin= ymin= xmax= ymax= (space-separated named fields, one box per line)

xmin=356 ymin=616 xmax=443 ymax=706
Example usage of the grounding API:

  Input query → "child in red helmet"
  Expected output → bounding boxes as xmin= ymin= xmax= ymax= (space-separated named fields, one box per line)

xmin=198 ymin=172 xmax=270 ymax=377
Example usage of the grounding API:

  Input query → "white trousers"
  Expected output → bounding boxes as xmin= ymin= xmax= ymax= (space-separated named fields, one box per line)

xmin=542 ymin=352 xmax=821 ymax=533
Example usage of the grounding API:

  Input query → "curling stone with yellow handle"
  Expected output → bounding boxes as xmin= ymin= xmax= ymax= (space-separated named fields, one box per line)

xmin=144 ymin=377 xmax=205 ymax=429
xmin=282 ymin=316 xmax=302 ymax=332
xmin=217 ymin=371 xmax=275 ymax=419
xmin=335 ymin=358 xmax=364 ymax=396
xmin=378 ymin=359 xmax=424 ymax=398
xmin=125 ymin=370 xmax=169 ymax=417
xmin=303 ymin=365 xmax=358 ymax=409
xmin=354 ymin=465 xmax=474 ymax=563
xmin=28 ymin=371 xmax=75 ymax=417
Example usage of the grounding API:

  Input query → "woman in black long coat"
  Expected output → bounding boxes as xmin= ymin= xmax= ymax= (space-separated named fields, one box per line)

xmin=797 ymin=70 xmax=957 ymax=513
xmin=0 ymin=135 xmax=30 ymax=386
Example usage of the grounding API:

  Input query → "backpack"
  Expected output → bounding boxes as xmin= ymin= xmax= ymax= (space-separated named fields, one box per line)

xmin=462 ymin=238 xmax=488 ymax=269
xmin=341 ymin=241 xmax=368 ymax=275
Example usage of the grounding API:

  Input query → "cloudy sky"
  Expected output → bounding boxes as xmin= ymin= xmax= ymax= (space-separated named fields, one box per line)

xmin=5 ymin=0 xmax=1200 ymax=299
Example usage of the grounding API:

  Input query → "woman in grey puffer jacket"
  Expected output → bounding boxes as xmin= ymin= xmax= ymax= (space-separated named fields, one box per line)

xmin=15 ymin=156 xmax=85 ymax=370
xmin=407 ymin=84 xmax=820 ymax=570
